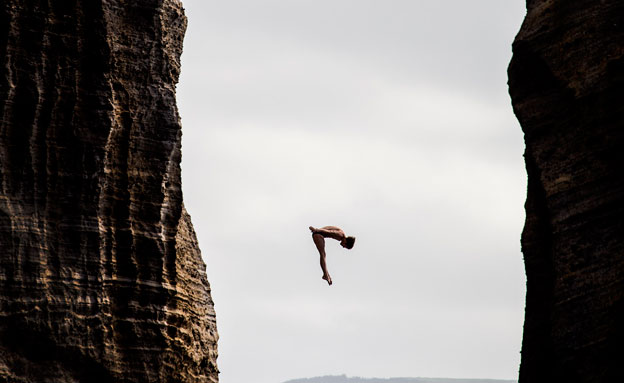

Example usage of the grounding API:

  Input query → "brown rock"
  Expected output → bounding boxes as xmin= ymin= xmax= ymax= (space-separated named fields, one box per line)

xmin=508 ymin=1 xmax=624 ymax=382
xmin=0 ymin=1 xmax=218 ymax=382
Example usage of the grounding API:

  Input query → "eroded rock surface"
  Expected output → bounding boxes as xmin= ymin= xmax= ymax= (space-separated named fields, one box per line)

xmin=0 ymin=1 xmax=218 ymax=382
xmin=509 ymin=1 xmax=624 ymax=382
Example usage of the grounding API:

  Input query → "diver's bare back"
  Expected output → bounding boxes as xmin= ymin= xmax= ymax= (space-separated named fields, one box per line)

xmin=310 ymin=226 xmax=345 ymax=240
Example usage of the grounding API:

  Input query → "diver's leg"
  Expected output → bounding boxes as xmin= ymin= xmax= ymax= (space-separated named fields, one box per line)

xmin=313 ymin=233 xmax=332 ymax=285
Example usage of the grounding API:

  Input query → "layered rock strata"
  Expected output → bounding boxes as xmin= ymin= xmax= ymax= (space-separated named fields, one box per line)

xmin=0 ymin=1 xmax=218 ymax=382
xmin=509 ymin=1 xmax=624 ymax=382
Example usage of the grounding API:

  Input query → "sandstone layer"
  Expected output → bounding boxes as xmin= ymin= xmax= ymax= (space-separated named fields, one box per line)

xmin=0 ymin=1 xmax=218 ymax=382
xmin=509 ymin=1 xmax=624 ymax=382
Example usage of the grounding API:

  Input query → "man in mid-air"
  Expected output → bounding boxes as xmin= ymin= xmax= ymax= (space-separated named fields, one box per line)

xmin=309 ymin=226 xmax=356 ymax=286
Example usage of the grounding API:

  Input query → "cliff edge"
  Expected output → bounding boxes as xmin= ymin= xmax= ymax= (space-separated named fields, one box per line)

xmin=0 ymin=1 xmax=218 ymax=382
xmin=509 ymin=1 xmax=624 ymax=382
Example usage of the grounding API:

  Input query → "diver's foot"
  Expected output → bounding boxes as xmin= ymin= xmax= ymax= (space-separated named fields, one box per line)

xmin=322 ymin=274 xmax=332 ymax=285
xmin=309 ymin=226 xmax=317 ymax=233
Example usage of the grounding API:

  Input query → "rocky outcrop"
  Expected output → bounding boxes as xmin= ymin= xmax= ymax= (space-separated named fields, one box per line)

xmin=508 ymin=1 xmax=624 ymax=382
xmin=0 ymin=1 xmax=218 ymax=382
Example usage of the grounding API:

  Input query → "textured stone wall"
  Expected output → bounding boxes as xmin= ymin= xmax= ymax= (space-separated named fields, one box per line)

xmin=0 ymin=1 xmax=218 ymax=382
xmin=508 ymin=1 xmax=624 ymax=382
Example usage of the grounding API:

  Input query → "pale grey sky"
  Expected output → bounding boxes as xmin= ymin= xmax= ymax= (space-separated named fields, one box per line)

xmin=176 ymin=2 xmax=528 ymax=383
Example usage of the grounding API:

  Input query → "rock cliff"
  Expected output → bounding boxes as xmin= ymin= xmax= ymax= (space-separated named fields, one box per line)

xmin=509 ymin=1 xmax=624 ymax=382
xmin=0 ymin=1 xmax=218 ymax=382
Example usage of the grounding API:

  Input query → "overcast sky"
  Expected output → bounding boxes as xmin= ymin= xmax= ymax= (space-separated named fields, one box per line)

xmin=176 ymin=2 xmax=528 ymax=383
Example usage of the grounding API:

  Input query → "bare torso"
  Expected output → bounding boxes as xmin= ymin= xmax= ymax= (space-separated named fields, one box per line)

xmin=310 ymin=226 xmax=345 ymax=241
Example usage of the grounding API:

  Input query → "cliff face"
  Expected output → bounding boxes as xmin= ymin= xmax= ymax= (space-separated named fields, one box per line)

xmin=0 ymin=1 xmax=218 ymax=382
xmin=508 ymin=1 xmax=624 ymax=382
